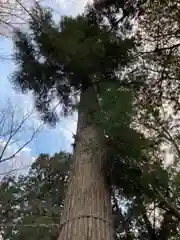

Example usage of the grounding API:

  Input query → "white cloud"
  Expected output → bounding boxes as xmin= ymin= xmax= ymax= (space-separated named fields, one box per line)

xmin=57 ymin=114 xmax=78 ymax=152
xmin=59 ymin=115 xmax=77 ymax=137
xmin=0 ymin=139 xmax=34 ymax=177
xmin=22 ymin=147 xmax=32 ymax=152
xmin=51 ymin=0 xmax=93 ymax=17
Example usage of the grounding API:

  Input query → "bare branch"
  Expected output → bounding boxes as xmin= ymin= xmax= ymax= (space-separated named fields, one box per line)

xmin=0 ymin=125 xmax=41 ymax=163
xmin=0 ymin=164 xmax=31 ymax=176
xmin=0 ymin=0 xmax=45 ymax=37
xmin=0 ymin=101 xmax=42 ymax=165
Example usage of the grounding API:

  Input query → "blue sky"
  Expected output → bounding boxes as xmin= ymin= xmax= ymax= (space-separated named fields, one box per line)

xmin=0 ymin=0 xmax=90 ymax=176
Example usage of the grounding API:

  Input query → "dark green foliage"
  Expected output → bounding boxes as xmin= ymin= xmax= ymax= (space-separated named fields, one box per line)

xmin=94 ymin=81 xmax=180 ymax=239
xmin=96 ymin=82 xmax=152 ymax=196
xmin=12 ymin=4 xmax=134 ymax=124
xmin=93 ymin=0 xmax=146 ymax=32
xmin=0 ymin=152 xmax=71 ymax=240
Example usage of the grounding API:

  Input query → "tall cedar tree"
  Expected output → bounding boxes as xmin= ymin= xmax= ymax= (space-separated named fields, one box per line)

xmin=11 ymin=4 xmax=135 ymax=240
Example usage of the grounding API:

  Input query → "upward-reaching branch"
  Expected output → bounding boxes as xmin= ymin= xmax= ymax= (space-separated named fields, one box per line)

xmin=0 ymin=0 xmax=51 ymax=37
xmin=0 ymin=101 xmax=42 ymax=164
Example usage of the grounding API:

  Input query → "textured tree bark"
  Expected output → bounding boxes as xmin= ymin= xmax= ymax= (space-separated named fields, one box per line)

xmin=57 ymin=86 xmax=114 ymax=240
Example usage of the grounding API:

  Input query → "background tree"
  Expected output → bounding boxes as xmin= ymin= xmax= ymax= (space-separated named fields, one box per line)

xmin=112 ymin=1 xmax=180 ymax=238
xmin=91 ymin=0 xmax=180 ymax=238
xmin=0 ymin=152 xmax=71 ymax=240
xmin=97 ymin=80 xmax=180 ymax=239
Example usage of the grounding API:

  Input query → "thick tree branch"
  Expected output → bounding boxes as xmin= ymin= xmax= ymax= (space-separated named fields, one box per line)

xmin=155 ymin=188 xmax=180 ymax=221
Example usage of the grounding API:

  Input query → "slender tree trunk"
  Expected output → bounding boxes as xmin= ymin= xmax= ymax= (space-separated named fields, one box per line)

xmin=58 ymin=86 xmax=114 ymax=240
xmin=141 ymin=205 xmax=157 ymax=240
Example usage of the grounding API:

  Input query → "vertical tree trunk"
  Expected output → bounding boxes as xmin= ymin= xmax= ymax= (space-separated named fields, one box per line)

xmin=58 ymin=86 xmax=114 ymax=240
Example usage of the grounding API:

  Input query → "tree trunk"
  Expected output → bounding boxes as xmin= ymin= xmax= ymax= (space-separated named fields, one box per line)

xmin=57 ymin=86 xmax=114 ymax=240
xmin=141 ymin=205 xmax=158 ymax=240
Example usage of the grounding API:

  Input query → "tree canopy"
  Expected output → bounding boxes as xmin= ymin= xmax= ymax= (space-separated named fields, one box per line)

xmin=12 ymin=4 xmax=135 ymax=124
